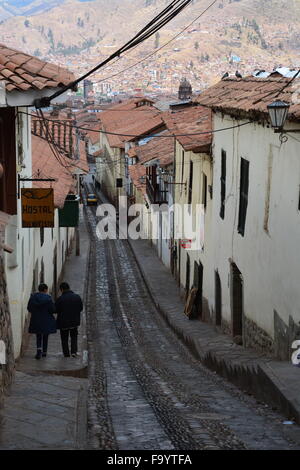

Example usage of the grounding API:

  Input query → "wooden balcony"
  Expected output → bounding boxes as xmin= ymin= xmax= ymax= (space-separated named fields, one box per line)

xmin=146 ymin=176 xmax=168 ymax=204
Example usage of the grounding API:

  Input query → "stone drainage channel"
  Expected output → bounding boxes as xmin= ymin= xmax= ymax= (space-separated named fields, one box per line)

xmin=83 ymin=187 xmax=300 ymax=451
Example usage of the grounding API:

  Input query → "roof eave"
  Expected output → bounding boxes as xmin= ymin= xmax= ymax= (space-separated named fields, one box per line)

xmin=126 ymin=123 xmax=165 ymax=142
xmin=4 ymin=86 xmax=71 ymax=108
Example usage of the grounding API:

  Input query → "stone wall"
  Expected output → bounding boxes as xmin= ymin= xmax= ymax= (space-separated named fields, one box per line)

xmin=273 ymin=311 xmax=300 ymax=361
xmin=0 ymin=252 xmax=14 ymax=407
xmin=244 ymin=316 xmax=274 ymax=357
xmin=221 ymin=318 xmax=232 ymax=336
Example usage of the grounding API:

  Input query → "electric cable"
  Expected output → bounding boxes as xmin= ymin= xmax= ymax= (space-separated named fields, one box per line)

xmin=36 ymin=0 xmax=194 ymax=107
xmin=25 ymin=110 xmax=252 ymax=138
xmin=252 ymin=69 xmax=300 ymax=105
xmin=36 ymin=109 xmax=79 ymax=176
xmin=92 ymin=0 xmax=218 ymax=86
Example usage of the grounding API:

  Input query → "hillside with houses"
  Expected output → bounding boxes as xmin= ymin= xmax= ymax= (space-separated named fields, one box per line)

xmin=0 ymin=0 xmax=299 ymax=92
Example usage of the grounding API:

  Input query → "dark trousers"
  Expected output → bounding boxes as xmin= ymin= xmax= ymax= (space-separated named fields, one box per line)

xmin=60 ymin=328 xmax=78 ymax=356
xmin=36 ymin=334 xmax=49 ymax=353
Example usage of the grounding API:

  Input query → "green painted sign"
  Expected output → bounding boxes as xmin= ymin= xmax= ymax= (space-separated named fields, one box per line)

xmin=59 ymin=195 xmax=80 ymax=227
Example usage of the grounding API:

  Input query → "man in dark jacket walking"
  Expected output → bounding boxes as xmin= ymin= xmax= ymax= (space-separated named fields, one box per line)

xmin=28 ymin=283 xmax=56 ymax=360
xmin=55 ymin=282 xmax=83 ymax=357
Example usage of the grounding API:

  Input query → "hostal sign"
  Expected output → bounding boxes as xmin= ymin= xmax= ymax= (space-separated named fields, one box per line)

xmin=21 ymin=188 xmax=54 ymax=228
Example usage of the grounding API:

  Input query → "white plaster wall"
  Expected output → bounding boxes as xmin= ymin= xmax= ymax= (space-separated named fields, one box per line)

xmin=96 ymin=133 xmax=125 ymax=203
xmin=5 ymin=109 xmax=75 ymax=358
xmin=5 ymin=109 xmax=34 ymax=357
xmin=210 ymin=113 xmax=300 ymax=338
xmin=174 ymin=142 xmax=213 ymax=303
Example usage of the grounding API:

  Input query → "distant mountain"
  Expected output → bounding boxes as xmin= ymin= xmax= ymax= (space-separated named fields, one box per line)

xmin=0 ymin=0 xmax=299 ymax=92
xmin=0 ymin=0 xmax=65 ymax=21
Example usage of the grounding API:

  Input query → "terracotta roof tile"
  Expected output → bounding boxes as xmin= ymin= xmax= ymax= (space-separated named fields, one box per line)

xmin=195 ymin=76 xmax=300 ymax=121
xmin=0 ymin=43 xmax=75 ymax=93
xmin=4 ymin=61 xmax=18 ymax=72
xmin=31 ymin=135 xmax=75 ymax=208
xmin=92 ymin=149 xmax=104 ymax=158
xmin=162 ymin=106 xmax=212 ymax=153
xmin=32 ymin=79 xmax=47 ymax=90
xmin=23 ymin=58 xmax=44 ymax=75
xmin=99 ymin=101 xmax=163 ymax=148
xmin=131 ymin=130 xmax=174 ymax=167
xmin=1 ymin=68 xmax=13 ymax=78
xmin=9 ymin=74 xmax=23 ymax=84
xmin=18 ymin=83 xmax=32 ymax=91
xmin=4 ymin=53 xmax=28 ymax=66
xmin=128 ymin=162 xmax=146 ymax=195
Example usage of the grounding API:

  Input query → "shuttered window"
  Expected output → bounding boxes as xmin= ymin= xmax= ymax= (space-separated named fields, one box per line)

xmin=220 ymin=150 xmax=226 ymax=219
xmin=238 ymin=158 xmax=249 ymax=236
xmin=188 ymin=161 xmax=193 ymax=205
xmin=202 ymin=173 xmax=207 ymax=211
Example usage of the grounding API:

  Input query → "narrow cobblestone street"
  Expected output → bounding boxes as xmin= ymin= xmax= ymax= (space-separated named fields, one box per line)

xmin=83 ymin=185 xmax=300 ymax=451
xmin=1 ymin=184 xmax=300 ymax=451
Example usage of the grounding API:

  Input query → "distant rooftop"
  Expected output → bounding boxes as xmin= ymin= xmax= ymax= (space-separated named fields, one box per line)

xmin=195 ymin=73 xmax=300 ymax=121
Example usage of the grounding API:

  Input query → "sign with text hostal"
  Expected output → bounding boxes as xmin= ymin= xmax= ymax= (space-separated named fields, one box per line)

xmin=21 ymin=188 xmax=54 ymax=228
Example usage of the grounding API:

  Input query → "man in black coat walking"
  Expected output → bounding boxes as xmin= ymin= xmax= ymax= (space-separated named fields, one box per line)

xmin=55 ymin=282 xmax=83 ymax=357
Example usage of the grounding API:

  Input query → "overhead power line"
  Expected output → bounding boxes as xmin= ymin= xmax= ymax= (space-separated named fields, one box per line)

xmin=35 ymin=0 xmax=194 ymax=108
xmin=21 ymin=110 xmax=252 ymax=138
xmin=92 ymin=0 xmax=218 ymax=86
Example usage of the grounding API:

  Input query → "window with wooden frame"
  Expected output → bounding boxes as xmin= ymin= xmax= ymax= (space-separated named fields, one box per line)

xmin=220 ymin=150 xmax=226 ymax=219
xmin=238 ymin=158 xmax=249 ymax=236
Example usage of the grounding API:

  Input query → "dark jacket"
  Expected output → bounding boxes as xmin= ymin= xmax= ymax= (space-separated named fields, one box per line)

xmin=55 ymin=290 xmax=83 ymax=330
xmin=28 ymin=293 xmax=56 ymax=335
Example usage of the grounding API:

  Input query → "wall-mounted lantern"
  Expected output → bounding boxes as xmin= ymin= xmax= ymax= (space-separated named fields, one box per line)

xmin=267 ymin=100 xmax=290 ymax=132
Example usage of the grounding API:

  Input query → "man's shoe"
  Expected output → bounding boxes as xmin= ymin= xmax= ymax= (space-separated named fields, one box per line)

xmin=42 ymin=352 xmax=47 ymax=358
xmin=64 ymin=354 xmax=70 ymax=357
xmin=35 ymin=350 xmax=42 ymax=360
xmin=71 ymin=353 xmax=78 ymax=358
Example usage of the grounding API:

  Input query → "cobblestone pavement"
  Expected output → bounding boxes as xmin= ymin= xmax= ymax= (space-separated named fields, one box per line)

xmin=84 ymin=194 xmax=300 ymax=451
xmin=0 ymin=372 xmax=87 ymax=450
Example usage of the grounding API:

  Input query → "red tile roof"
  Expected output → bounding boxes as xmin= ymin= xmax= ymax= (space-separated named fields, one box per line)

xmin=99 ymin=99 xmax=164 ymax=148
xmin=86 ymin=127 xmax=100 ymax=145
xmin=128 ymin=163 xmax=146 ymax=195
xmin=0 ymin=44 xmax=75 ymax=92
xmin=31 ymin=135 xmax=75 ymax=208
xmin=162 ymin=106 xmax=212 ymax=153
xmin=31 ymin=135 xmax=88 ymax=207
xmin=92 ymin=149 xmax=104 ymax=158
xmin=194 ymin=76 xmax=300 ymax=121
xmin=134 ymin=131 xmax=174 ymax=167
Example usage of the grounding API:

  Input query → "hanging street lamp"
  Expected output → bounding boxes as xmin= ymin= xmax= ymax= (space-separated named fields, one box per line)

xmin=267 ymin=100 xmax=290 ymax=132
